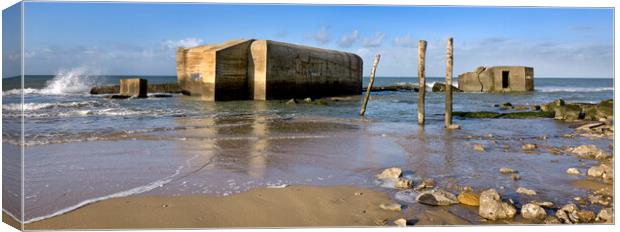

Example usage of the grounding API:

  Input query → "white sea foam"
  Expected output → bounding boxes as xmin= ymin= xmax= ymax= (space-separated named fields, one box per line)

xmin=536 ymin=87 xmax=613 ymax=93
xmin=2 ymin=101 xmax=101 ymax=111
xmin=23 ymin=167 xmax=183 ymax=224
xmin=3 ymin=67 xmax=100 ymax=96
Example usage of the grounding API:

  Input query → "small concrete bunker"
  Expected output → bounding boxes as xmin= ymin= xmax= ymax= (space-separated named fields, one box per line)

xmin=458 ymin=66 xmax=534 ymax=92
xmin=176 ymin=39 xmax=363 ymax=101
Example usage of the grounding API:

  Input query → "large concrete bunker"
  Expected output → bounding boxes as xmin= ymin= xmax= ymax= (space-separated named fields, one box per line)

xmin=176 ymin=39 xmax=363 ymax=101
xmin=458 ymin=66 xmax=534 ymax=92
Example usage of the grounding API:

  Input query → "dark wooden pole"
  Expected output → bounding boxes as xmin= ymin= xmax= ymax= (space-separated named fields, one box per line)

xmin=417 ymin=40 xmax=427 ymax=125
xmin=360 ymin=54 xmax=381 ymax=116
xmin=445 ymin=37 xmax=454 ymax=127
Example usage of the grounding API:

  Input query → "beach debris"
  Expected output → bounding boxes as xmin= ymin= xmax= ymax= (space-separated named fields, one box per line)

xmin=567 ymin=145 xmax=611 ymax=160
xmin=566 ymin=168 xmax=581 ymax=175
xmin=360 ymin=54 xmax=381 ymax=116
xmin=393 ymin=218 xmax=407 ymax=227
xmin=354 ymin=192 xmax=364 ymax=196
xmin=394 ymin=179 xmax=413 ymax=189
xmin=595 ymin=207 xmax=614 ymax=223
xmin=473 ymin=144 xmax=485 ymax=152
xmin=413 ymin=178 xmax=435 ymax=191
xmin=376 ymin=167 xmax=402 ymax=180
xmin=478 ymin=189 xmax=516 ymax=220
xmin=499 ymin=167 xmax=517 ymax=174
xmin=457 ymin=190 xmax=480 ymax=206
xmin=586 ymin=164 xmax=613 ymax=181
xmin=379 ymin=203 xmax=402 ymax=212
xmin=516 ymin=187 xmax=537 ymax=196
xmin=521 ymin=143 xmax=537 ymax=151
xmin=521 ymin=203 xmax=547 ymax=221
xmin=415 ymin=189 xmax=458 ymax=206
xmin=531 ymin=201 xmax=554 ymax=208
xmin=511 ymin=174 xmax=520 ymax=181
xmin=286 ymin=99 xmax=298 ymax=105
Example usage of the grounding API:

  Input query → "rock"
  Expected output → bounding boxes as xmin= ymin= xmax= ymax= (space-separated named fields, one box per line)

xmin=416 ymin=189 xmax=459 ymax=206
xmin=394 ymin=179 xmax=413 ymax=189
xmin=544 ymin=216 xmax=561 ymax=224
xmin=376 ymin=167 xmax=402 ymax=180
xmin=554 ymin=104 xmax=584 ymax=121
xmin=479 ymin=189 xmax=516 ymax=220
xmin=473 ymin=144 xmax=485 ymax=152
xmin=499 ymin=167 xmax=518 ymax=174
xmin=413 ymin=178 xmax=435 ymax=191
xmin=315 ymin=98 xmax=328 ymax=105
xmin=511 ymin=174 xmax=521 ymax=181
xmin=394 ymin=189 xmax=417 ymax=203
xmin=431 ymin=82 xmax=463 ymax=92
xmin=587 ymin=164 xmax=613 ymax=181
xmin=151 ymin=94 xmax=173 ymax=98
xmin=555 ymin=203 xmax=591 ymax=224
xmin=497 ymin=102 xmax=513 ymax=110
xmin=576 ymin=122 xmax=605 ymax=132
xmin=394 ymin=218 xmax=407 ymax=227
xmin=286 ymin=98 xmax=298 ymax=104
xmin=595 ymin=207 xmax=613 ymax=223
xmin=573 ymin=196 xmax=587 ymax=206
xmin=446 ymin=124 xmax=461 ymax=130
xmin=303 ymin=97 xmax=312 ymax=103
xmin=521 ymin=203 xmax=547 ymax=220
xmin=379 ymin=203 xmax=401 ymax=211
xmin=105 ymin=95 xmax=132 ymax=99
xmin=516 ymin=187 xmax=537 ymax=196
xmin=588 ymin=192 xmax=613 ymax=206
xmin=576 ymin=210 xmax=596 ymax=223
xmin=567 ymin=145 xmax=611 ymax=160
xmin=566 ymin=168 xmax=581 ymax=175
xmin=457 ymin=190 xmax=480 ymax=206
xmin=522 ymin=143 xmax=537 ymax=151
xmin=531 ymin=201 xmax=554 ymax=208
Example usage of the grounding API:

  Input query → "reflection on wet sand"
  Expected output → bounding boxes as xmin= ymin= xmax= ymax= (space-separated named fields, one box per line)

xmin=248 ymin=101 xmax=269 ymax=179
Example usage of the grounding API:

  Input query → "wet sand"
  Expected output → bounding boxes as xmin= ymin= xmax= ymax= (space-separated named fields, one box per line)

xmin=25 ymin=185 xmax=406 ymax=229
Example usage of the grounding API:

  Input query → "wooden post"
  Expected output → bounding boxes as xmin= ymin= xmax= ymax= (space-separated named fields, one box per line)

xmin=445 ymin=37 xmax=454 ymax=127
xmin=360 ymin=54 xmax=381 ymax=116
xmin=417 ymin=40 xmax=427 ymax=125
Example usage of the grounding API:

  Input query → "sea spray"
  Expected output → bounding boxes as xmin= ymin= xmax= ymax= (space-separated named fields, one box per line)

xmin=39 ymin=67 xmax=101 ymax=95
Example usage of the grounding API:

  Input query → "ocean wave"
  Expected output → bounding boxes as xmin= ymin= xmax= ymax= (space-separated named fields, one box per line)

xmin=2 ymin=101 xmax=102 ymax=111
xmin=3 ymin=67 xmax=100 ymax=96
xmin=536 ymin=87 xmax=613 ymax=93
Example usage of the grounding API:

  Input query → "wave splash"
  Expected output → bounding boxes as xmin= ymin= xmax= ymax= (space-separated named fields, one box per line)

xmin=3 ymin=67 xmax=100 ymax=96
xmin=536 ymin=87 xmax=613 ymax=93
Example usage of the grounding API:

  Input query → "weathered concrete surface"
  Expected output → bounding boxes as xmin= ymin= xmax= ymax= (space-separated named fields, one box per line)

xmin=458 ymin=66 xmax=534 ymax=92
xmin=90 ymin=84 xmax=185 ymax=95
xmin=177 ymin=39 xmax=363 ymax=101
xmin=120 ymin=78 xmax=147 ymax=98
xmin=176 ymin=39 xmax=254 ymax=101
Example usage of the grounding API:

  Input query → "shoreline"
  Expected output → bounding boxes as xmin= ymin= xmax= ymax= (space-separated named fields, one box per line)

xmin=23 ymin=185 xmax=407 ymax=229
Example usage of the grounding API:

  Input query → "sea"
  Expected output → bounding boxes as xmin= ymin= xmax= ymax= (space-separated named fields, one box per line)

xmin=1 ymin=70 xmax=614 ymax=224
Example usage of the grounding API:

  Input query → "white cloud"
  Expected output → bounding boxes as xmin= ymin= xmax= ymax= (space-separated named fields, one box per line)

xmin=362 ymin=32 xmax=385 ymax=48
xmin=307 ymin=26 xmax=331 ymax=45
xmin=393 ymin=34 xmax=417 ymax=48
xmin=161 ymin=38 xmax=204 ymax=50
xmin=337 ymin=30 xmax=359 ymax=48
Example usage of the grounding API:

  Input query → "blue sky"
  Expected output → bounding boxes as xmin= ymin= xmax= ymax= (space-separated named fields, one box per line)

xmin=3 ymin=2 xmax=614 ymax=78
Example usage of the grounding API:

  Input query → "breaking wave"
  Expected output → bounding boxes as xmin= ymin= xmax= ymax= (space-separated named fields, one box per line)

xmin=537 ymin=87 xmax=613 ymax=93
xmin=3 ymin=67 xmax=99 ymax=96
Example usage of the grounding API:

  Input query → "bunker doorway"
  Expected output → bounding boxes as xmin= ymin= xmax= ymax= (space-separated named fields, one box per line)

xmin=502 ymin=71 xmax=510 ymax=89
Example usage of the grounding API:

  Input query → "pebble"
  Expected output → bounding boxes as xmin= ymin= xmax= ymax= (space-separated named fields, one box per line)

xmin=499 ymin=167 xmax=518 ymax=174
xmin=379 ymin=203 xmax=402 ymax=211
xmin=473 ymin=144 xmax=485 ymax=152
xmin=457 ymin=190 xmax=480 ymax=206
xmin=522 ymin=143 xmax=537 ymax=151
xmin=394 ymin=218 xmax=407 ymax=227
xmin=376 ymin=167 xmax=402 ymax=180
xmin=521 ymin=203 xmax=547 ymax=220
xmin=478 ymin=189 xmax=516 ymax=220
xmin=516 ymin=187 xmax=537 ymax=196
xmin=566 ymin=168 xmax=581 ymax=175
xmin=416 ymin=189 xmax=459 ymax=206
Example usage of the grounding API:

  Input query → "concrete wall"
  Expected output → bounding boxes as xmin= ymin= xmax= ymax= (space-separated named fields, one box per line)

xmin=178 ymin=39 xmax=362 ymax=101
xmin=176 ymin=39 xmax=254 ymax=101
xmin=458 ymin=66 xmax=534 ymax=92
xmin=250 ymin=40 xmax=362 ymax=100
